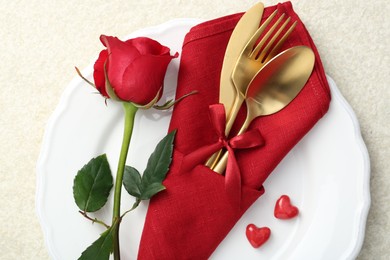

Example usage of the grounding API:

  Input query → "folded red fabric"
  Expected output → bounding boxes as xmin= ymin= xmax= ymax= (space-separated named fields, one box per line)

xmin=138 ymin=2 xmax=331 ymax=259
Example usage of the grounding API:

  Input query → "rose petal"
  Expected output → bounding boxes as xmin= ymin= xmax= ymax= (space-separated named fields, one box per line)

xmin=119 ymin=54 xmax=175 ymax=104
xmin=99 ymin=35 xmax=140 ymax=92
xmin=127 ymin=37 xmax=171 ymax=56
xmin=93 ymin=49 xmax=109 ymax=97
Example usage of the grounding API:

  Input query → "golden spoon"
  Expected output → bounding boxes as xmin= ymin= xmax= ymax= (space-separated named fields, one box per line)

xmin=212 ymin=46 xmax=315 ymax=174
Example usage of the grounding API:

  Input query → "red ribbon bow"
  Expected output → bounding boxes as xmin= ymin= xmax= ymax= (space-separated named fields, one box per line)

xmin=181 ymin=104 xmax=265 ymax=208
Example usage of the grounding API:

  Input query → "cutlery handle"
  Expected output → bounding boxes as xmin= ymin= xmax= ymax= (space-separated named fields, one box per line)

xmin=212 ymin=115 xmax=251 ymax=174
xmin=204 ymin=150 xmax=222 ymax=168
xmin=224 ymin=95 xmax=244 ymax=136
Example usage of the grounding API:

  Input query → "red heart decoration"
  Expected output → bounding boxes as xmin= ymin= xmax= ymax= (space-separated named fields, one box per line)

xmin=245 ymin=224 xmax=271 ymax=248
xmin=274 ymin=195 xmax=299 ymax=219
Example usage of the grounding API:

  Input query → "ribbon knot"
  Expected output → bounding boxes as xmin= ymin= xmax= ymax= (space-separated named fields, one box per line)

xmin=181 ymin=104 xmax=265 ymax=209
xmin=220 ymin=137 xmax=228 ymax=147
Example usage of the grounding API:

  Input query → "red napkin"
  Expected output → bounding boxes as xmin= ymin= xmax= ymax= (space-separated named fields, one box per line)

xmin=138 ymin=2 xmax=330 ymax=259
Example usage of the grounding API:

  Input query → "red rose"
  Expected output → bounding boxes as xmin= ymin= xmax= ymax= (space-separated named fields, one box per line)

xmin=93 ymin=35 xmax=178 ymax=105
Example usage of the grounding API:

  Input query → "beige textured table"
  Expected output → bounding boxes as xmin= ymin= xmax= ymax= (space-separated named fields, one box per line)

xmin=1 ymin=0 xmax=388 ymax=259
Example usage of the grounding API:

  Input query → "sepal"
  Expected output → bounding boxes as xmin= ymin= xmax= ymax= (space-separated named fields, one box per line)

xmin=131 ymin=88 xmax=162 ymax=109
xmin=153 ymin=90 xmax=198 ymax=110
xmin=75 ymin=66 xmax=96 ymax=88
xmin=104 ymin=62 xmax=120 ymax=101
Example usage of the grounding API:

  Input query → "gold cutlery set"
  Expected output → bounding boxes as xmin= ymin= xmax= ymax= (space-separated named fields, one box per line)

xmin=206 ymin=2 xmax=315 ymax=173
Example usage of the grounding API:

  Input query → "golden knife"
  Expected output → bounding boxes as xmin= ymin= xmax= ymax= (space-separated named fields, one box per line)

xmin=206 ymin=2 xmax=265 ymax=167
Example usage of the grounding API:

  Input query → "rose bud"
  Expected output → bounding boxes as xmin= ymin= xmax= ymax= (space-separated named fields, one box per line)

xmin=92 ymin=35 xmax=178 ymax=106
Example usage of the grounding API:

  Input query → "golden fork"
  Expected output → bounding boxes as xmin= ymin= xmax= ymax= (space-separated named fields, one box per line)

xmin=209 ymin=10 xmax=297 ymax=170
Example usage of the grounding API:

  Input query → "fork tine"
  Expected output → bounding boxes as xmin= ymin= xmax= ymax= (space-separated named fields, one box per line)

xmin=266 ymin=21 xmax=297 ymax=60
xmin=256 ymin=17 xmax=292 ymax=62
xmin=242 ymin=9 xmax=278 ymax=55
xmin=250 ymin=13 xmax=285 ymax=58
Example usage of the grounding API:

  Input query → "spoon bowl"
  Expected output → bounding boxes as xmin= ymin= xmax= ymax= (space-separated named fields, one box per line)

xmin=240 ymin=45 xmax=315 ymax=134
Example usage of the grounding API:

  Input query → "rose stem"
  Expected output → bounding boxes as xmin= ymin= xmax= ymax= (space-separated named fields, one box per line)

xmin=112 ymin=102 xmax=138 ymax=260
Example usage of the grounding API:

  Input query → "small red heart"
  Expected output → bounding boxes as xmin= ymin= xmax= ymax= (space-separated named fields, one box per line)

xmin=274 ymin=195 xmax=299 ymax=219
xmin=245 ymin=224 xmax=271 ymax=248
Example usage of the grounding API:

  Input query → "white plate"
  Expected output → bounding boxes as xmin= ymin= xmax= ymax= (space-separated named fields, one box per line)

xmin=36 ymin=19 xmax=370 ymax=260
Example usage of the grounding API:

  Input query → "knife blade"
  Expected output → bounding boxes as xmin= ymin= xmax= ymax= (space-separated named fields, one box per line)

xmin=206 ymin=2 xmax=264 ymax=167
xmin=219 ymin=2 xmax=264 ymax=118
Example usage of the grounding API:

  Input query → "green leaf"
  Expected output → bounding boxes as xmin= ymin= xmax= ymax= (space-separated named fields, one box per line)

xmin=142 ymin=130 xmax=176 ymax=186
xmin=122 ymin=131 xmax=176 ymax=201
xmin=123 ymin=166 xmax=142 ymax=198
xmin=73 ymin=154 xmax=113 ymax=212
xmin=140 ymin=130 xmax=176 ymax=199
xmin=78 ymin=223 xmax=117 ymax=260
xmin=140 ymin=183 xmax=166 ymax=200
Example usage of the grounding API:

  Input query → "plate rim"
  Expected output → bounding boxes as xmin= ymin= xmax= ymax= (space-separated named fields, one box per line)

xmin=324 ymin=75 xmax=371 ymax=259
